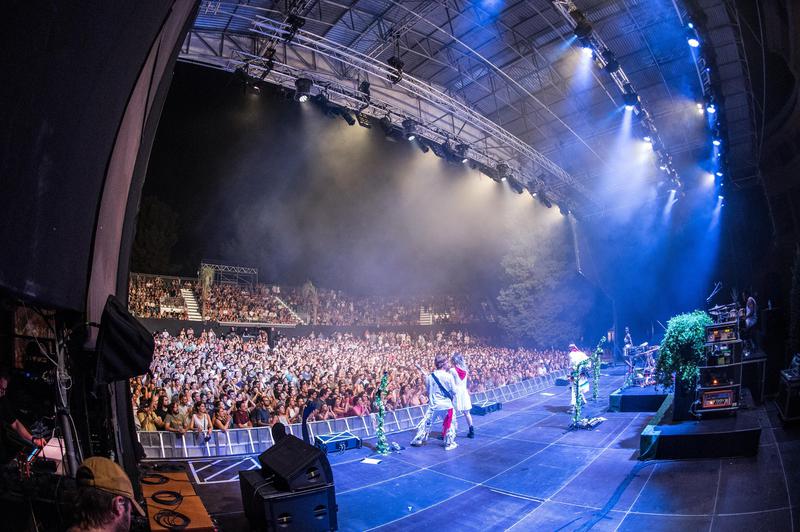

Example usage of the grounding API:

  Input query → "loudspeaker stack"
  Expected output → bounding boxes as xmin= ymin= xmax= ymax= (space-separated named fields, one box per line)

xmin=239 ymin=434 xmax=337 ymax=531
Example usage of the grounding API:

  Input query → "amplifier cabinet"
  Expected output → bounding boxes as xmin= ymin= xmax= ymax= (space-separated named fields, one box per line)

xmin=776 ymin=374 xmax=800 ymax=422
xmin=239 ymin=470 xmax=337 ymax=531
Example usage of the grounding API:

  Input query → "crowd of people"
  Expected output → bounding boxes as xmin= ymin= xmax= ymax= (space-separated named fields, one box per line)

xmin=131 ymin=328 xmax=571 ymax=433
xmin=282 ymin=287 xmax=489 ymax=326
xmin=128 ymin=273 xmax=495 ymax=326
xmin=199 ymin=284 xmax=298 ymax=324
xmin=127 ymin=274 xmax=190 ymax=320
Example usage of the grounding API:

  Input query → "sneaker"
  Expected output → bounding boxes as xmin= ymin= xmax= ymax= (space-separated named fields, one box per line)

xmin=467 ymin=427 xmax=474 ymax=439
xmin=444 ymin=442 xmax=458 ymax=451
xmin=410 ymin=440 xmax=425 ymax=447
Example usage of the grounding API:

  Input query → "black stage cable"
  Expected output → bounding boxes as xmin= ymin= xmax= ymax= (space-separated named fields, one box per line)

xmin=151 ymin=490 xmax=183 ymax=506
xmin=141 ymin=473 xmax=169 ymax=485
xmin=153 ymin=509 xmax=190 ymax=530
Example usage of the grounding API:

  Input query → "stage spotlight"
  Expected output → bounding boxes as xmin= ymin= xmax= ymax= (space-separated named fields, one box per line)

xmin=687 ymin=31 xmax=700 ymax=48
xmin=706 ymin=103 xmax=716 ymax=114
xmin=569 ymin=9 xmax=593 ymax=38
xmin=428 ymin=140 xmax=447 ymax=159
xmin=712 ymin=137 xmax=721 ymax=147
xmin=455 ymin=144 xmax=469 ymax=163
xmin=582 ymin=45 xmax=593 ymax=56
xmin=387 ymin=56 xmax=404 ymax=84
xmin=496 ymin=163 xmax=510 ymax=182
xmin=355 ymin=112 xmax=371 ymax=128
xmin=539 ymin=191 xmax=552 ymax=209
xmin=402 ymin=119 xmax=417 ymax=141
xmin=379 ymin=115 xmax=395 ymax=139
xmin=715 ymin=171 xmax=723 ymax=177
xmin=643 ymin=135 xmax=652 ymax=143
xmin=415 ymin=137 xmax=429 ymax=153
xmin=358 ymin=80 xmax=371 ymax=101
xmin=507 ymin=176 xmax=525 ymax=194
xmin=283 ymin=14 xmax=305 ymax=43
xmin=338 ymin=108 xmax=356 ymax=126
xmin=601 ymin=50 xmax=619 ymax=73
xmin=623 ymin=85 xmax=639 ymax=110
xmin=559 ymin=204 xmax=569 ymax=216
xmin=294 ymin=78 xmax=313 ymax=102
xmin=718 ymin=195 xmax=724 ymax=200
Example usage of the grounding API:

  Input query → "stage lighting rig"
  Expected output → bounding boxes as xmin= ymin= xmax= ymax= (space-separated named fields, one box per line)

xmin=686 ymin=27 xmax=700 ymax=48
xmin=538 ymin=191 xmax=553 ymax=209
xmin=455 ymin=143 xmax=469 ymax=163
xmin=294 ymin=78 xmax=313 ymax=102
xmin=282 ymin=14 xmax=305 ymax=43
xmin=622 ymin=83 xmax=639 ymax=111
xmin=337 ymin=108 xmax=356 ymax=126
xmin=415 ymin=137 xmax=430 ymax=154
xmin=507 ymin=175 xmax=525 ymax=194
xmin=568 ymin=9 xmax=593 ymax=38
xmin=600 ymin=50 xmax=619 ymax=74
xmin=402 ymin=118 xmax=417 ymax=141
xmin=355 ymin=112 xmax=371 ymax=128
xmin=428 ymin=140 xmax=447 ymax=159
xmin=496 ymin=163 xmax=510 ymax=182
xmin=387 ymin=56 xmax=404 ymax=84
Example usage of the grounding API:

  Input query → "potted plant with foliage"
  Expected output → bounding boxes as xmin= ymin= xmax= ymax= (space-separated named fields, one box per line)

xmin=654 ymin=310 xmax=712 ymax=421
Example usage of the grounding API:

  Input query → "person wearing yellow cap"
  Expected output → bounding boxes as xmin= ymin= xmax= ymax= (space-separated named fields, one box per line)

xmin=68 ymin=456 xmax=145 ymax=532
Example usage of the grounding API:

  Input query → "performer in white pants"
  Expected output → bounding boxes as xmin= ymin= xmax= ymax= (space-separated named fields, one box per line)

xmin=411 ymin=354 xmax=458 ymax=450
xmin=450 ymin=353 xmax=474 ymax=439
xmin=568 ymin=344 xmax=589 ymax=410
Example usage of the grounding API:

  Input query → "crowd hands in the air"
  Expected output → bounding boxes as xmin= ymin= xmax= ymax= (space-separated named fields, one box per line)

xmin=131 ymin=328 xmax=570 ymax=433
xmin=128 ymin=274 xmax=190 ymax=320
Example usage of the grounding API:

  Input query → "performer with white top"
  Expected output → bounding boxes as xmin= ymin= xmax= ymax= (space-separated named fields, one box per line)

xmin=568 ymin=344 xmax=589 ymax=410
xmin=411 ymin=354 xmax=458 ymax=451
xmin=449 ymin=352 xmax=474 ymax=439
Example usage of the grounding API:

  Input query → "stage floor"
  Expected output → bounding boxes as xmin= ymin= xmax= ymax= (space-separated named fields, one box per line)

xmin=165 ymin=371 xmax=800 ymax=531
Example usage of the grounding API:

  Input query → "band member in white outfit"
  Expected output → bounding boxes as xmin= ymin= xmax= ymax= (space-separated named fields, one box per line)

xmin=449 ymin=353 xmax=474 ymax=439
xmin=411 ymin=354 xmax=458 ymax=451
xmin=568 ymin=344 xmax=589 ymax=410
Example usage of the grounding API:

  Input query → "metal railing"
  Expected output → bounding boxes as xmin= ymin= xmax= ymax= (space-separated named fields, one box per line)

xmin=137 ymin=369 xmax=567 ymax=459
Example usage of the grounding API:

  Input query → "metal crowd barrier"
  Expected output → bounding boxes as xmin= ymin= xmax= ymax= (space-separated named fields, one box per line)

xmin=137 ymin=369 xmax=567 ymax=459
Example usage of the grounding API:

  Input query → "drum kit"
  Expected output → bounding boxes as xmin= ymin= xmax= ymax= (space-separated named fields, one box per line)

xmin=623 ymin=343 xmax=659 ymax=388
xmin=708 ymin=302 xmax=741 ymax=324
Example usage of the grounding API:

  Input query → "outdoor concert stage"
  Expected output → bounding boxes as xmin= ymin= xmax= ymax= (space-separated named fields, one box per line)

xmin=156 ymin=372 xmax=799 ymax=531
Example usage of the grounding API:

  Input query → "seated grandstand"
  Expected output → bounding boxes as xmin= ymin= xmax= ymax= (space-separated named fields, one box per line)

xmin=129 ymin=273 xmax=496 ymax=327
xmin=128 ymin=273 xmax=192 ymax=320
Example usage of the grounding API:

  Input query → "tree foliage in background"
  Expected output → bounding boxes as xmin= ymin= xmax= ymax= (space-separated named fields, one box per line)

xmin=655 ymin=310 xmax=712 ymax=389
xmin=496 ymin=232 xmax=593 ymax=348
xmin=790 ymin=247 xmax=800 ymax=355
xmin=131 ymin=196 xmax=179 ymax=274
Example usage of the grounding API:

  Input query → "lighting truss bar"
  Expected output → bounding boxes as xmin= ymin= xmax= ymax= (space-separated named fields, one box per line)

xmin=247 ymin=16 xmax=584 ymax=195
xmin=200 ymin=262 xmax=259 ymax=275
xmin=235 ymin=49 xmax=539 ymax=189
xmin=180 ymin=14 xmax=595 ymax=207
xmin=550 ymin=0 xmax=682 ymax=187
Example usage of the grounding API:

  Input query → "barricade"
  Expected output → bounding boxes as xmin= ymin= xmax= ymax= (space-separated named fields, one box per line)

xmin=138 ymin=369 xmax=567 ymax=459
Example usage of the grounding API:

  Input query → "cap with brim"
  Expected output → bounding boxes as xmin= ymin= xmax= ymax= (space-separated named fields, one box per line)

xmin=77 ymin=457 xmax=145 ymax=516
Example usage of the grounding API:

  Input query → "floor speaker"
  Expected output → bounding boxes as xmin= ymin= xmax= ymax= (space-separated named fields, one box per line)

xmin=258 ymin=434 xmax=333 ymax=492
xmin=239 ymin=470 xmax=337 ymax=531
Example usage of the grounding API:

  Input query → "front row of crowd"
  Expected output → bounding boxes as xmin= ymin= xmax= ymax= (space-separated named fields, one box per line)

xmin=131 ymin=328 xmax=572 ymax=435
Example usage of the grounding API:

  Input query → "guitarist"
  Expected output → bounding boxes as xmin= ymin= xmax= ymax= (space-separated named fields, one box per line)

xmin=411 ymin=354 xmax=458 ymax=451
